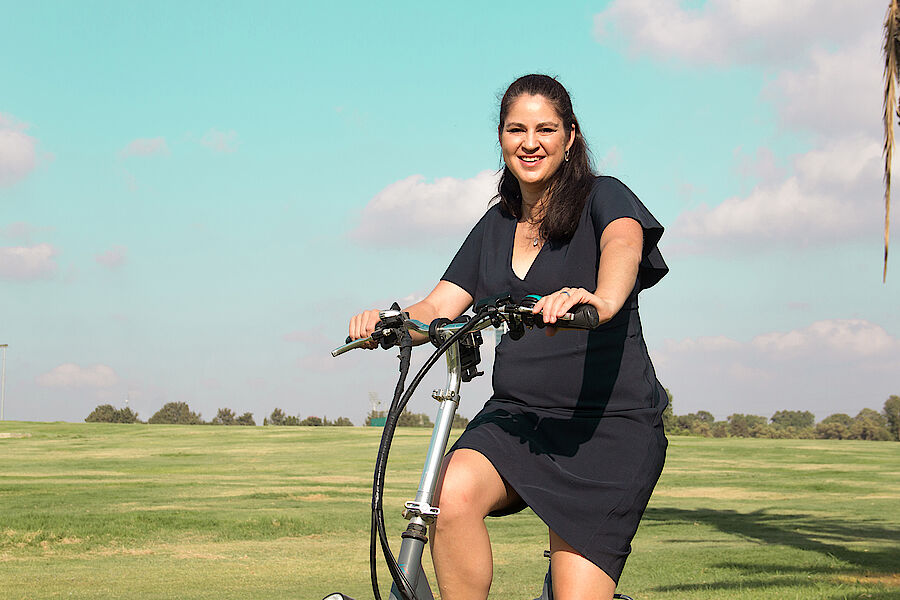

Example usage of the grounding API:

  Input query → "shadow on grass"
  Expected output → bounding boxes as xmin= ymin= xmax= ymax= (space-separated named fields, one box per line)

xmin=642 ymin=507 xmax=899 ymax=594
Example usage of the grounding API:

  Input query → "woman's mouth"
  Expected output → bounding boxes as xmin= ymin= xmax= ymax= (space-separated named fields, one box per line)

xmin=518 ymin=155 xmax=544 ymax=165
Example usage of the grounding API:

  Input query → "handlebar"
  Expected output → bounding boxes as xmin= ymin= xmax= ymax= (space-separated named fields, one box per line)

xmin=332 ymin=294 xmax=600 ymax=357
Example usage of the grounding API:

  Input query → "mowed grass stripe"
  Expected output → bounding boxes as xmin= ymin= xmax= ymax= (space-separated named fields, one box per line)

xmin=1 ymin=422 xmax=897 ymax=599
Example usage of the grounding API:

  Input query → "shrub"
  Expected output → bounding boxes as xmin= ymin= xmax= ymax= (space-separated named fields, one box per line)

xmin=148 ymin=402 xmax=203 ymax=425
xmin=85 ymin=404 xmax=139 ymax=423
xmin=397 ymin=410 xmax=433 ymax=428
xmin=211 ymin=408 xmax=235 ymax=425
xmin=85 ymin=404 xmax=117 ymax=423
xmin=235 ymin=412 xmax=255 ymax=426
xmin=266 ymin=408 xmax=286 ymax=426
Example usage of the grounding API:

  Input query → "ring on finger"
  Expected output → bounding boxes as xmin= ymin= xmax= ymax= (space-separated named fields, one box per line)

xmin=560 ymin=290 xmax=570 ymax=296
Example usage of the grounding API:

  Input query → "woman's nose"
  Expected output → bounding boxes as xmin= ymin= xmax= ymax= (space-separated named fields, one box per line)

xmin=523 ymin=130 xmax=539 ymax=151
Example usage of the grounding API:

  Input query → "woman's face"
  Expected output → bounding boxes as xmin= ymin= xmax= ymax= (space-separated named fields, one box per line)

xmin=499 ymin=94 xmax=575 ymax=197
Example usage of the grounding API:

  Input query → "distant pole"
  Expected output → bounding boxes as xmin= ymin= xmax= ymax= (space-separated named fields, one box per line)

xmin=0 ymin=344 xmax=7 ymax=421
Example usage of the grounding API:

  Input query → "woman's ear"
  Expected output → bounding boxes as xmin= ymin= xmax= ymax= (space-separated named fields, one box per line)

xmin=566 ymin=123 xmax=576 ymax=151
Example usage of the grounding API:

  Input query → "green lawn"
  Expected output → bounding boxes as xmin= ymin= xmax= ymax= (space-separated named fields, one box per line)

xmin=1 ymin=422 xmax=897 ymax=599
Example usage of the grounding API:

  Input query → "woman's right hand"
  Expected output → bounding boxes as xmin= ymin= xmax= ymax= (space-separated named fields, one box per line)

xmin=349 ymin=309 xmax=382 ymax=348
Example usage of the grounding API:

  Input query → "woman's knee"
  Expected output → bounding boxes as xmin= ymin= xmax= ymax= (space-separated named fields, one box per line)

xmin=434 ymin=449 xmax=513 ymax=525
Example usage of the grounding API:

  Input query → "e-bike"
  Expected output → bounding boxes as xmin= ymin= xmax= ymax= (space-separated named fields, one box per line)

xmin=326 ymin=294 xmax=634 ymax=600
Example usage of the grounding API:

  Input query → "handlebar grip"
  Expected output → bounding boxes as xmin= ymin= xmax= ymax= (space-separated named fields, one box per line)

xmin=558 ymin=304 xmax=600 ymax=330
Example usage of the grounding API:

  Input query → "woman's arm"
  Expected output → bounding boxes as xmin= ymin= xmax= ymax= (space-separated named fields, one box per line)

xmin=348 ymin=280 xmax=474 ymax=346
xmin=532 ymin=216 xmax=643 ymax=326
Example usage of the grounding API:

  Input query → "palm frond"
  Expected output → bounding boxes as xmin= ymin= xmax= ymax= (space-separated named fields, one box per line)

xmin=882 ymin=0 xmax=900 ymax=282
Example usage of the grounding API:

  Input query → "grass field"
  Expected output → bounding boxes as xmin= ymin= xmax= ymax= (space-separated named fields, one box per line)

xmin=1 ymin=422 xmax=898 ymax=599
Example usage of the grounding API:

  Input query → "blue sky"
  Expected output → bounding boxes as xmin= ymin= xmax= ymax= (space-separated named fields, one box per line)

xmin=1 ymin=0 xmax=897 ymax=425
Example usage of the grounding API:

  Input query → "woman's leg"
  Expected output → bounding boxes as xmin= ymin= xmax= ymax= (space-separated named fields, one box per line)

xmin=549 ymin=529 xmax=617 ymax=600
xmin=430 ymin=449 xmax=520 ymax=600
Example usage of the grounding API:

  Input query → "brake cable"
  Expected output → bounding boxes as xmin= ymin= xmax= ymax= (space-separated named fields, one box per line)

xmin=370 ymin=306 xmax=492 ymax=600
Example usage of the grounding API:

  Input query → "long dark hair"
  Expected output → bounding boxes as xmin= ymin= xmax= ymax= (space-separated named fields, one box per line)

xmin=496 ymin=74 xmax=595 ymax=242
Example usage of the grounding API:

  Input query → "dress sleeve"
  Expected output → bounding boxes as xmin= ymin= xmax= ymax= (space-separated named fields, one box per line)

xmin=441 ymin=206 xmax=494 ymax=298
xmin=589 ymin=176 xmax=668 ymax=290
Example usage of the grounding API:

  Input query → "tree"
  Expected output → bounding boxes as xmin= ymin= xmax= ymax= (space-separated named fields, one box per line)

xmin=849 ymin=408 xmax=892 ymax=441
xmin=300 ymin=416 xmax=323 ymax=426
xmin=115 ymin=407 xmax=140 ymax=423
xmin=283 ymin=414 xmax=301 ymax=426
xmin=883 ymin=0 xmax=899 ymax=281
xmin=727 ymin=414 xmax=767 ymax=438
xmin=212 ymin=408 xmax=236 ymax=425
xmin=85 ymin=404 xmax=117 ymax=423
xmin=85 ymin=404 xmax=140 ymax=423
xmin=452 ymin=414 xmax=469 ymax=429
xmin=662 ymin=388 xmax=675 ymax=433
xmin=771 ymin=410 xmax=815 ymax=429
xmin=397 ymin=410 xmax=433 ymax=428
xmin=266 ymin=408 xmax=286 ymax=426
xmin=235 ymin=412 xmax=255 ymax=426
xmin=695 ymin=410 xmax=715 ymax=424
xmin=711 ymin=422 xmax=729 ymax=438
xmin=148 ymin=402 xmax=202 ymax=425
xmin=883 ymin=395 xmax=900 ymax=440
xmin=816 ymin=413 xmax=853 ymax=440
xmin=329 ymin=417 xmax=354 ymax=426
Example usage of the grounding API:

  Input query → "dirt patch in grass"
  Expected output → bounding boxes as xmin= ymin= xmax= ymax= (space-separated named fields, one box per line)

xmin=0 ymin=432 xmax=31 ymax=439
xmin=832 ymin=573 xmax=900 ymax=587
xmin=299 ymin=494 xmax=328 ymax=501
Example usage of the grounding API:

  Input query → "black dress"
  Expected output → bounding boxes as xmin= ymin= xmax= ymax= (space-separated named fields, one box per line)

xmin=441 ymin=176 xmax=669 ymax=583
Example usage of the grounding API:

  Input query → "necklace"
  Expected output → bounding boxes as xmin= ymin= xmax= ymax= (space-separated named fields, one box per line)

xmin=521 ymin=219 xmax=542 ymax=248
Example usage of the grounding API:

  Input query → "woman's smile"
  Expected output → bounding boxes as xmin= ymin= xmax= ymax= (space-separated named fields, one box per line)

xmin=500 ymin=94 xmax=574 ymax=202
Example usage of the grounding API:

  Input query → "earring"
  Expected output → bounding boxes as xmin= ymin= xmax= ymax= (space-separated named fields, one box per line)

xmin=564 ymin=149 xmax=570 ymax=162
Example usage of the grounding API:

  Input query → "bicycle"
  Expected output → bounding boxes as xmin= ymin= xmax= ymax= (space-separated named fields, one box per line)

xmin=325 ymin=293 xmax=634 ymax=600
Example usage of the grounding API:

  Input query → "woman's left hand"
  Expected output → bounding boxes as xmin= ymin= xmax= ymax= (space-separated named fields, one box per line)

xmin=531 ymin=288 xmax=615 ymax=336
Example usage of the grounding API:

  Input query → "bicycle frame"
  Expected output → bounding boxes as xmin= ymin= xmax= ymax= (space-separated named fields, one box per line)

xmin=327 ymin=298 xmax=633 ymax=600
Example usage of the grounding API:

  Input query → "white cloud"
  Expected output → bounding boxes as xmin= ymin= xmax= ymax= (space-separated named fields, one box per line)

xmin=0 ymin=113 xmax=38 ymax=186
xmin=200 ymin=128 xmax=238 ymax=153
xmin=653 ymin=318 xmax=900 ymax=419
xmin=752 ymin=319 xmax=898 ymax=358
xmin=766 ymin=36 xmax=882 ymax=137
xmin=350 ymin=170 xmax=499 ymax=246
xmin=95 ymin=245 xmax=128 ymax=269
xmin=120 ymin=137 xmax=169 ymax=157
xmin=596 ymin=1 xmax=892 ymax=255
xmin=670 ymin=135 xmax=885 ymax=250
xmin=0 ymin=243 xmax=58 ymax=281
xmin=594 ymin=0 xmax=880 ymax=67
xmin=36 ymin=363 xmax=118 ymax=388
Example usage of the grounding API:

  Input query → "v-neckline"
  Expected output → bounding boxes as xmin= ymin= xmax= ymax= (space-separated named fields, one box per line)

xmin=509 ymin=219 xmax=546 ymax=281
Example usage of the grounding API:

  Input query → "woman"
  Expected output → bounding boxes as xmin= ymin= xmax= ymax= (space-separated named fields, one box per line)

xmin=349 ymin=74 xmax=668 ymax=600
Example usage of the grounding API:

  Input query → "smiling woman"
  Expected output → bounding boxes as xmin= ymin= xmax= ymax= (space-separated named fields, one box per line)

xmin=348 ymin=73 xmax=669 ymax=600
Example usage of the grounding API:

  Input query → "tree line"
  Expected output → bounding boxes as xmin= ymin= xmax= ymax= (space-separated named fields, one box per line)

xmin=84 ymin=402 xmax=354 ymax=427
xmin=363 ymin=409 xmax=470 ymax=429
xmin=85 ymin=394 xmax=898 ymax=440
xmin=663 ymin=393 xmax=900 ymax=441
